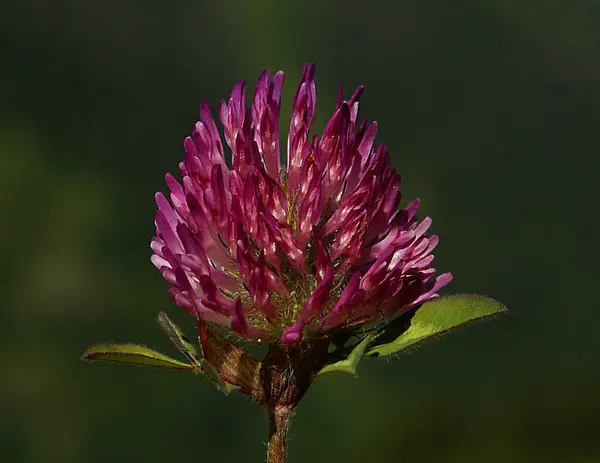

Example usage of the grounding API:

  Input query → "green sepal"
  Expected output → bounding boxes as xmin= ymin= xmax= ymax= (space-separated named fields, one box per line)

xmin=316 ymin=332 xmax=377 ymax=377
xmin=367 ymin=294 xmax=507 ymax=357
xmin=81 ymin=343 xmax=195 ymax=370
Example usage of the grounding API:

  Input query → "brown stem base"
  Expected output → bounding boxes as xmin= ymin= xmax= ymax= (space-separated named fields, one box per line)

xmin=266 ymin=404 xmax=295 ymax=463
xmin=260 ymin=339 xmax=330 ymax=463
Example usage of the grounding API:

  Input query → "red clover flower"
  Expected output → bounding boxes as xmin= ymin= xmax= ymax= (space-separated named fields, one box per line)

xmin=151 ymin=62 xmax=452 ymax=345
xmin=83 ymin=63 xmax=506 ymax=463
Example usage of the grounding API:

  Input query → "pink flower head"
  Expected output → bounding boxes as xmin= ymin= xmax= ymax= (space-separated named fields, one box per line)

xmin=151 ymin=63 xmax=452 ymax=344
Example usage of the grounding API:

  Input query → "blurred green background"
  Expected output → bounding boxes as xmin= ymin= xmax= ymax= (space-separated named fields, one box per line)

xmin=2 ymin=1 xmax=599 ymax=462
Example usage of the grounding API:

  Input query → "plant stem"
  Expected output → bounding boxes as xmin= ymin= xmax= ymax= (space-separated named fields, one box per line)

xmin=266 ymin=404 xmax=295 ymax=463
xmin=260 ymin=340 xmax=330 ymax=462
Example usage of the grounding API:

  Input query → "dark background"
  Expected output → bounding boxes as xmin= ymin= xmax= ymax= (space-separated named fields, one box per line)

xmin=2 ymin=1 xmax=598 ymax=462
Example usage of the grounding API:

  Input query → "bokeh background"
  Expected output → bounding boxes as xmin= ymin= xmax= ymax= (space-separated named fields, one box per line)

xmin=2 ymin=1 xmax=599 ymax=462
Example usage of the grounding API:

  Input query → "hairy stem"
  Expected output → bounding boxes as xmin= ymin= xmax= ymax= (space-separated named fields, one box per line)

xmin=266 ymin=404 xmax=295 ymax=463
xmin=260 ymin=339 xmax=330 ymax=463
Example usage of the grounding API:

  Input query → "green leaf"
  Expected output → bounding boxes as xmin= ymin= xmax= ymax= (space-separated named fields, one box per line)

xmin=157 ymin=312 xmax=199 ymax=366
xmin=367 ymin=294 xmax=507 ymax=357
xmin=156 ymin=313 xmax=238 ymax=394
xmin=316 ymin=332 xmax=377 ymax=377
xmin=81 ymin=343 xmax=194 ymax=370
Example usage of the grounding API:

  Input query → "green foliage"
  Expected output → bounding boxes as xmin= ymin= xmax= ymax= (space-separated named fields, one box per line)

xmin=81 ymin=343 xmax=194 ymax=370
xmin=82 ymin=314 xmax=239 ymax=395
xmin=367 ymin=295 xmax=507 ymax=357
xmin=315 ymin=294 xmax=506 ymax=377
xmin=157 ymin=312 xmax=199 ymax=365
xmin=157 ymin=312 xmax=238 ymax=394
xmin=316 ymin=333 xmax=377 ymax=377
xmin=198 ymin=358 xmax=240 ymax=395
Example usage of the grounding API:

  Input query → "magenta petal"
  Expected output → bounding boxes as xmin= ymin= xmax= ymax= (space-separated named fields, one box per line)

xmin=207 ymin=164 xmax=230 ymax=243
xmin=161 ymin=267 xmax=177 ymax=286
xmin=169 ymin=288 xmax=196 ymax=315
xmin=150 ymin=237 xmax=165 ymax=256
xmin=150 ymin=254 xmax=169 ymax=271
xmin=263 ymin=212 xmax=307 ymax=275
xmin=398 ymin=198 xmax=421 ymax=227
xmin=252 ymin=71 xmax=284 ymax=180
xmin=414 ymin=217 xmax=433 ymax=239
xmin=292 ymin=233 xmax=334 ymax=321
xmin=220 ymin=80 xmax=246 ymax=152
xmin=271 ymin=71 xmax=285 ymax=115
xmin=412 ymin=272 xmax=454 ymax=306
xmin=252 ymin=70 xmax=270 ymax=125
xmin=258 ymin=105 xmax=280 ymax=178
xmin=199 ymin=102 xmax=225 ymax=163
xmin=280 ymin=318 xmax=308 ymax=345
xmin=155 ymin=192 xmax=179 ymax=232
xmin=301 ymin=275 xmax=333 ymax=319
xmin=155 ymin=211 xmax=183 ymax=255
xmin=249 ymin=253 xmax=277 ymax=319
xmin=231 ymin=298 xmax=268 ymax=340
xmin=256 ymin=211 xmax=282 ymax=273
xmin=261 ymin=173 xmax=288 ymax=223
xmin=287 ymin=126 xmax=309 ymax=196
xmin=296 ymin=158 xmax=322 ymax=248
xmin=357 ymin=121 xmax=378 ymax=158
xmin=319 ymin=272 xmax=364 ymax=330
xmin=287 ymin=63 xmax=316 ymax=173
xmin=165 ymin=172 xmax=189 ymax=217
xmin=234 ymin=233 xmax=256 ymax=283
xmin=210 ymin=268 xmax=242 ymax=292
xmin=314 ymin=232 xmax=333 ymax=283
xmin=198 ymin=274 xmax=235 ymax=316
xmin=264 ymin=266 xmax=289 ymax=296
